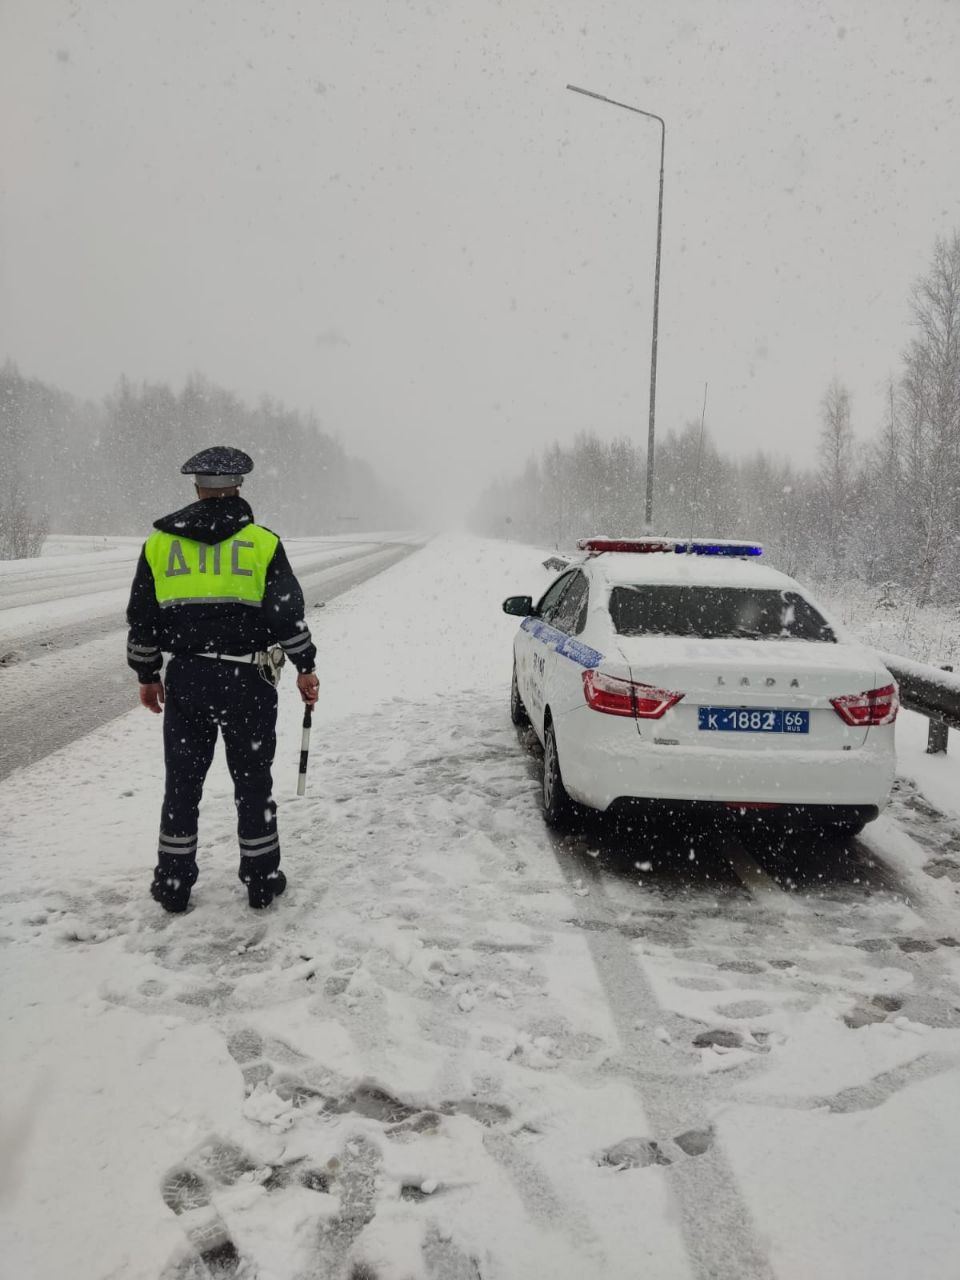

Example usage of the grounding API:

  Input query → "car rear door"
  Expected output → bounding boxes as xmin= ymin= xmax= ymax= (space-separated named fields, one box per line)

xmin=521 ymin=571 xmax=577 ymax=738
xmin=542 ymin=570 xmax=593 ymax=714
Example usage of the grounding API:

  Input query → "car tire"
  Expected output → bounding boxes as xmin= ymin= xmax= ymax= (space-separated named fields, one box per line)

xmin=510 ymin=662 xmax=530 ymax=727
xmin=543 ymin=720 xmax=575 ymax=829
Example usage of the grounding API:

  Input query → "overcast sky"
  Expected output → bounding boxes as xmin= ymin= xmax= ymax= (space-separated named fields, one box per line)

xmin=2 ymin=0 xmax=959 ymax=522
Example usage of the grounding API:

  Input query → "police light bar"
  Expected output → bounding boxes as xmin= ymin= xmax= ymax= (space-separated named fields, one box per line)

xmin=577 ymin=537 xmax=763 ymax=558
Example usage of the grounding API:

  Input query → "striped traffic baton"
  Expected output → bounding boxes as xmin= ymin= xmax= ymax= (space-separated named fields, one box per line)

xmin=296 ymin=703 xmax=313 ymax=797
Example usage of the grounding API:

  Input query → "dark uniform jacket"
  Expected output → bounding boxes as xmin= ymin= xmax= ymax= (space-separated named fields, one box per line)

xmin=126 ymin=496 xmax=317 ymax=683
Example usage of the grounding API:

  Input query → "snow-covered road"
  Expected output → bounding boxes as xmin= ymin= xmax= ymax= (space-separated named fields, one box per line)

xmin=1 ymin=536 xmax=959 ymax=1280
xmin=0 ymin=533 xmax=420 ymax=649
xmin=0 ymin=536 xmax=422 ymax=779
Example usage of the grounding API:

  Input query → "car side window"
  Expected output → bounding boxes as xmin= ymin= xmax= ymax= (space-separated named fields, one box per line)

xmin=536 ymin=572 xmax=576 ymax=624
xmin=551 ymin=572 xmax=589 ymax=635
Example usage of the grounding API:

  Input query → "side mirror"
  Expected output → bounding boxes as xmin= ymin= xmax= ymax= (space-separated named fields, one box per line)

xmin=502 ymin=595 xmax=534 ymax=617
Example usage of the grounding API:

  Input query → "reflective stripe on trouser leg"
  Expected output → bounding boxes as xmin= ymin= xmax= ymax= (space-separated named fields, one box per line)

xmin=157 ymin=831 xmax=199 ymax=857
xmin=153 ymin=832 xmax=199 ymax=893
xmin=238 ymin=829 xmax=280 ymax=884
xmin=238 ymin=831 xmax=280 ymax=858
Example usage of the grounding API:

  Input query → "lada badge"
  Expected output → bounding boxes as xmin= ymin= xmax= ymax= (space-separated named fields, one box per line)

xmin=716 ymin=675 xmax=800 ymax=687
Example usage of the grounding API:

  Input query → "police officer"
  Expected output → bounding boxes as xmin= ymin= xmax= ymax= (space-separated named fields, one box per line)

xmin=126 ymin=446 xmax=320 ymax=913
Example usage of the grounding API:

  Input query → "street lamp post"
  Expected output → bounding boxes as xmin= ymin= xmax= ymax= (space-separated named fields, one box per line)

xmin=566 ymin=84 xmax=665 ymax=530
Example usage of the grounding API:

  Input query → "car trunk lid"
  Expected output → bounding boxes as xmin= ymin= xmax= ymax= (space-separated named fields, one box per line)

xmin=612 ymin=636 xmax=882 ymax=749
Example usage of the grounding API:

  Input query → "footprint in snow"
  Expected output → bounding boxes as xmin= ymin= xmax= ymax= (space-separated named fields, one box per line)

xmin=673 ymin=1127 xmax=714 ymax=1157
xmin=226 ymin=1025 xmax=331 ymax=1106
xmin=599 ymin=1137 xmax=671 ymax=1169
xmin=924 ymin=858 xmax=960 ymax=882
xmin=872 ymin=993 xmax=903 ymax=1012
xmin=314 ymin=1135 xmax=381 ymax=1280
xmin=600 ymin=1128 xmax=714 ymax=1169
xmin=843 ymin=1005 xmax=888 ymax=1029
xmin=715 ymin=999 xmax=772 ymax=1019
xmin=692 ymin=1028 xmax=744 ymax=1049
xmin=421 ymin=1224 xmax=483 ymax=1279
xmin=228 ymin=1025 xmax=515 ymax=1138
xmin=717 ymin=959 xmax=766 ymax=975
xmin=160 ymin=1137 xmax=332 ymax=1277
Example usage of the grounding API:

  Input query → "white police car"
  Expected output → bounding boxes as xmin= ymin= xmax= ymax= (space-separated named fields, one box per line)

xmin=503 ymin=538 xmax=897 ymax=837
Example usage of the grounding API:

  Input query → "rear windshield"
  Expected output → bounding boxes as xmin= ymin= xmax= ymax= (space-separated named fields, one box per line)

xmin=609 ymin=585 xmax=837 ymax=643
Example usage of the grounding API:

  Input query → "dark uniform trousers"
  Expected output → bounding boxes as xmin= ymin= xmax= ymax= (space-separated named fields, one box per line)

xmin=156 ymin=655 xmax=281 ymax=890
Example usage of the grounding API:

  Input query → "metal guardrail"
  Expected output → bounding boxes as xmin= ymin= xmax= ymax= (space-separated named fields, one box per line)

xmin=881 ymin=653 xmax=959 ymax=754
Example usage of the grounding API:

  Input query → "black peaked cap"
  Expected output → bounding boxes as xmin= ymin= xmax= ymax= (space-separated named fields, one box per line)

xmin=180 ymin=446 xmax=254 ymax=477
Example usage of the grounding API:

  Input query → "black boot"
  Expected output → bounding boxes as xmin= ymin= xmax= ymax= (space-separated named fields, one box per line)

xmin=238 ymin=849 xmax=286 ymax=910
xmin=150 ymin=855 xmax=199 ymax=913
xmin=246 ymin=869 xmax=287 ymax=910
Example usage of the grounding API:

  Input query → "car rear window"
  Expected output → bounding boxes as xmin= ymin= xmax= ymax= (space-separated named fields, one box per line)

xmin=609 ymin=585 xmax=837 ymax=642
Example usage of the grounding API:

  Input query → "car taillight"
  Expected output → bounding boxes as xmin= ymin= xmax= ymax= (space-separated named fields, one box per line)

xmin=830 ymin=683 xmax=899 ymax=726
xmin=582 ymin=670 xmax=685 ymax=719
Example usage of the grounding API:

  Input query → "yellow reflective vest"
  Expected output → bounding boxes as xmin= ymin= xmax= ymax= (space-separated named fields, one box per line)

xmin=144 ymin=525 xmax=279 ymax=608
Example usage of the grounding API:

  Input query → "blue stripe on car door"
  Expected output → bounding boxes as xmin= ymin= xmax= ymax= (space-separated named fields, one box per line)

xmin=520 ymin=617 xmax=602 ymax=669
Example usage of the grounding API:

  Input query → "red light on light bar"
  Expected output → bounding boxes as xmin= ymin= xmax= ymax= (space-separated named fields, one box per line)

xmin=830 ymin=684 xmax=899 ymax=727
xmin=577 ymin=538 xmax=673 ymax=554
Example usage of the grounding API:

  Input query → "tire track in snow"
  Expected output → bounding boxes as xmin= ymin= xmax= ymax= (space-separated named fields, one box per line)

xmin=547 ymin=834 xmax=777 ymax=1280
xmin=750 ymin=1049 xmax=960 ymax=1115
xmin=858 ymin=795 xmax=960 ymax=943
xmin=544 ymin=788 xmax=960 ymax=1280
xmin=481 ymin=1127 xmax=602 ymax=1255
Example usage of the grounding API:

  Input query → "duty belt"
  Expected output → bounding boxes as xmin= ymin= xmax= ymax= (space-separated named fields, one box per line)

xmin=193 ymin=651 xmax=258 ymax=663
xmin=191 ymin=648 xmax=285 ymax=688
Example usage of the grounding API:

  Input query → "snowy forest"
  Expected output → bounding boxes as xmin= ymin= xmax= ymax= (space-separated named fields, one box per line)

xmin=474 ymin=232 xmax=960 ymax=607
xmin=0 ymin=368 xmax=408 ymax=556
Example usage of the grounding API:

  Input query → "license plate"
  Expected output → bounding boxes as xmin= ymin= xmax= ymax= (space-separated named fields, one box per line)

xmin=698 ymin=707 xmax=809 ymax=734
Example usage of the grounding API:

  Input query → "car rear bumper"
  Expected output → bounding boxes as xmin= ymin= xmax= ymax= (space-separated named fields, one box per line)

xmin=555 ymin=707 xmax=895 ymax=813
xmin=605 ymin=797 xmax=880 ymax=830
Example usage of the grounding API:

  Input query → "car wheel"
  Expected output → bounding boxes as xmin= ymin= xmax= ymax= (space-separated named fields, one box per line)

xmin=510 ymin=662 xmax=530 ymax=727
xmin=543 ymin=720 xmax=575 ymax=829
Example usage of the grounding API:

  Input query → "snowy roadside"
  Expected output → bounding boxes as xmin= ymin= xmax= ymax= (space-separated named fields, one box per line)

xmin=817 ymin=578 xmax=959 ymax=669
xmin=810 ymin=586 xmax=959 ymax=824
xmin=1 ymin=535 xmax=960 ymax=1280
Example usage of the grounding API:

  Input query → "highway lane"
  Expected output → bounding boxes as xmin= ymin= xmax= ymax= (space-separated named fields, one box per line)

xmin=0 ymin=539 xmax=376 ymax=607
xmin=0 ymin=539 xmax=405 ymax=649
xmin=0 ymin=540 xmax=420 ymax=781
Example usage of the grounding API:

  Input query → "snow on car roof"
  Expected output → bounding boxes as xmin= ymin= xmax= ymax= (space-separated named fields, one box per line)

xmin=585 ymin=551 xmax=805 ymax=594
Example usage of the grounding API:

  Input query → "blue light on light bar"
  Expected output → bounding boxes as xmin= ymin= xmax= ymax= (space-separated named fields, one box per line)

xmin=673 ymin=542 xmax=763 ymax=557
xmin=576 ymin=536 xmax=763 ymax=557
